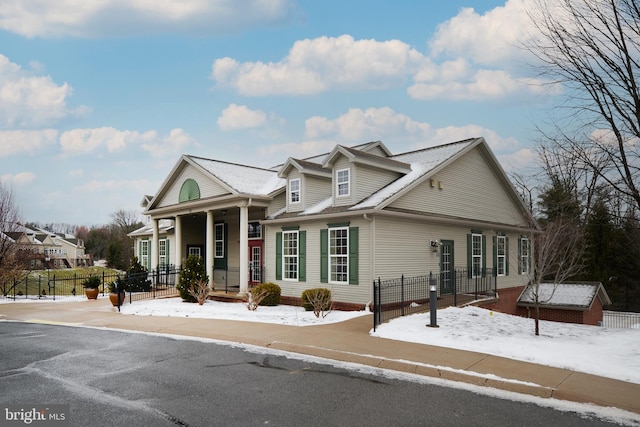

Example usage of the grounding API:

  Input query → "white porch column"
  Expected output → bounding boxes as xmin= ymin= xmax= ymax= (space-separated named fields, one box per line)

xmin=206 ymin=211 xmax=215 ymax=288
xmin=239 ymin=205 xmax=249 ymax=295
xmin=151 ymin=218 xmax=159 ymax=271
xmin=174 ymin=215 xmax=182 ymax=268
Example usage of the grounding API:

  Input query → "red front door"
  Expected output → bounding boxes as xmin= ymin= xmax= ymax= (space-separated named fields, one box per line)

xmin=248 ymin=240 xmax=263 ymax=286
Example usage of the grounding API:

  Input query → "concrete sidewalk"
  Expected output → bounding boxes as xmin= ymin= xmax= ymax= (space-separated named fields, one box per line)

xmin=1 ymin=298 xmax=639 ymax=415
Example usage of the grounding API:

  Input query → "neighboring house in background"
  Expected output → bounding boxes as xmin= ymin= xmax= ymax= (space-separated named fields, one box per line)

xmin=130 ymin=137 xmax=539 ymax=309
xmin=0 ymin=224 xmax=92 ymax=269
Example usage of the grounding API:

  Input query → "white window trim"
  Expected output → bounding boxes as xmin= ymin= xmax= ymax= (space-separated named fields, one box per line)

xmin=215 ymin=223 xmax=224 ymax=259
xmin=472 ymin=233 xmax=482 ymax=279
xmin=140 ymin=240 xmax=149 ymax=269
xmin=336 ymin=168 xmax=350 ymax=197
xmin=282 ymin=230 xmax=299 ymax=281
xmin=496 ymin=235 xmax=506 ymax=277
xmin=329 ymin=226 xmax=349 ymax=284
xmin=520 ymin=237 xmax=530 ymax=275
xmin=289 ymin=178 xmax=301 ymax=204
xmin=158 ymin=238 xmax=167 ymax=268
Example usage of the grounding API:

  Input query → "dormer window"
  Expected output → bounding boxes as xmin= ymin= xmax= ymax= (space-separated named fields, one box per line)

xmin=289 ymin=178 xmax=300 ymax=203
xmin=336 ymin=168 xmax=350 ymax=196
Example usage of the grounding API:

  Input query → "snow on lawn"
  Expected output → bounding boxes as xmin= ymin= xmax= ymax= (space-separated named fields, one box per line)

xmin=119 ymin=297 xmax=370 ymax=326
xmin=372 ymin=305 xmax=640 ymax=384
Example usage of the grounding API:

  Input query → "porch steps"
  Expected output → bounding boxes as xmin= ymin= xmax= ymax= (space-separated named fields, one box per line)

xmin=208 ymin=291 xmax=245 ymax=303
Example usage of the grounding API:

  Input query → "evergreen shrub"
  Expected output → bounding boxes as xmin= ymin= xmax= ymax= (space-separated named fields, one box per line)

xmin=177 ymin=255 xmax=208 ymax=303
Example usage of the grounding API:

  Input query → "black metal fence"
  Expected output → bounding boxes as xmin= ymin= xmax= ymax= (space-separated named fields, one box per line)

xmin=2 ymin=267 xmax=181 ymax=302
xmin=210 ymin=266 xmax=265 ymax=293
xmin=373 ymin=268 xmax=497 ymax=331
xmin=602 ymin=311 xmax=640 ymax=329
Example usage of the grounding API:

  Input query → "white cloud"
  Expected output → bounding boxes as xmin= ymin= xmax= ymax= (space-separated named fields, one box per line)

xmin=141 ymin=128 xmax=199 ymax=158
xmin=429 ymin=0 xmax=534 ymax=67
xmin=217 ymin=104 xmax=267 ymax=131
xmin=424 ymin=125 xmax=519 ymax=152
xmin=73 ymin=178 xmax=151 ymax=194
xmin=0 ymin=0 xmax=297 ymax=38
xmin=212 ymin=35 xmax=427 ymax=96
xmin=59 ymin=127 xmax=157 ymax=156
xmin=306 ymin=107 xmax=431 ymax=142
xmin=1 ymin=171 xmax=36 ymax=185
xmin=0 ymin=129 xmax=58 ymax=156
xmin=0 ymin=55 xmax=86 ymax=128
xmin=302 ymin=108 xmax=521 ymax=154
xmin=258 ymin=140 xmax=339 ymax=163
xmin=497 ymin=147 xmax=537 ymax=173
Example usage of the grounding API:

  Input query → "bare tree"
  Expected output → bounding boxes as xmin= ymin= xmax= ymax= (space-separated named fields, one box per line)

xmin=526 ymin=0 xmax=640 ymax=212
xmin=108 ymin=209 xmax=143 ymax=270
xmin=524 ymin=218 xmax=586 ymax=335
xmin=111 ymin=209 xmax=142 ymax=234
xmin=0 ymin=182 xmax=24 ymax=296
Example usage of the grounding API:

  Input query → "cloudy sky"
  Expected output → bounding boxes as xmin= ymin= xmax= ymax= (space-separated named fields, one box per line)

xmin=0 ymin=0 xmax=559 ymax=226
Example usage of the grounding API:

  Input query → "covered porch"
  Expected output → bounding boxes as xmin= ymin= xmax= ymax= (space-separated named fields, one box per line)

xmin=147 ymin=196 xmax=269 ymax=295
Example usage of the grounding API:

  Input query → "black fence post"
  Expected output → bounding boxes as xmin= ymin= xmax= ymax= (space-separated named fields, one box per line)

xmin=373 ymin=279 xmax=377 ymax=332
xmin=401 ymin=274 xmax=405 ymax=317
xmin=453 ymin=269 xmax=458 ymax=307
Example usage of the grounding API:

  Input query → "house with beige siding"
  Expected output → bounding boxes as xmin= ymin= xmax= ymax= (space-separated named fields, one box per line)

xmin=131 ymin=137 xmax=537 ymax=308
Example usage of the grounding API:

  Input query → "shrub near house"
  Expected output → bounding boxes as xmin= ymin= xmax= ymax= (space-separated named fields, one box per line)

xmin=177 ymin=255 xmax=208 ymax=303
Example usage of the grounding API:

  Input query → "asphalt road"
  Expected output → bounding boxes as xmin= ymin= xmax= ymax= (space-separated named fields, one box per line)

xmin=0 ymin=322 xmax=623 ymax=426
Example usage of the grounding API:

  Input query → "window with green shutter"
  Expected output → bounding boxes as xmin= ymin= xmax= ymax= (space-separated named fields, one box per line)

xmin=276 ymin=227 xmax=305 ymax=282
xmin=320 ymin=226 xmax=358 ymax=285
xmin=467 ymin=231 xmax=486 ymax=278
xmin=494 ymin=235 xmax=508 ymax=276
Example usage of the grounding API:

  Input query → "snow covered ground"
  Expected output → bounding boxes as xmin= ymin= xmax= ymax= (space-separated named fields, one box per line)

xmin=3 ymin=295 xmax=639 ymax=385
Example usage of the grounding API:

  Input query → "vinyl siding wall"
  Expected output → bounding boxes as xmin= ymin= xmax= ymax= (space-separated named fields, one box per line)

xmin=264 ymin=217 xmax=372 ymax=305
xmin=285 ymin=172 xmax=331 ymax=213
xmin=372 ymin=215 xmax=532 ymax=290
xmin=304 ymin=175 xmax=332 ymax=209
xmin=390 ymin=147 xmax=526 ymax=227
xmin=157 ymin=166 xmax=230 ymax=208
xmin=267 ymin=192 xmax=286 ymax=217
xmin=354 ymin=164 xmax=402 ymax=204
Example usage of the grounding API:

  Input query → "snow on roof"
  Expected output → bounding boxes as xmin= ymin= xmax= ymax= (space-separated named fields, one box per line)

xmin=517 ymin=283 xmax=609 ymax=309
xmin=128 ymin=219 xmax=175 ymax=237
xmin=189 ymin=156 xmax=285 ymax=195
xmin=303 ymin=197 xmax=333 ymax=215
xmin=352 ymin=139 xmax=475 ymax=209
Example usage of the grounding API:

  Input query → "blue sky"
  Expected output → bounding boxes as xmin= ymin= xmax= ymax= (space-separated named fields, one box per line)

xmin=0 ymin=0 xmax=559 ymax=226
